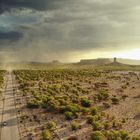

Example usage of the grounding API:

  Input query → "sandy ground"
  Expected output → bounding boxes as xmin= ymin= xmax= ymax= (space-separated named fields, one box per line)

xmin=106 ymin=71 xmax=140 ymax=136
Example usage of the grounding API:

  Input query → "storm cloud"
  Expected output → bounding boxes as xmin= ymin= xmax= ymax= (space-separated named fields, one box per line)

xmin=0 ymin=0 xmax=140 ymax=62
xmin=0 ymin=31 xmax=22 ymax=42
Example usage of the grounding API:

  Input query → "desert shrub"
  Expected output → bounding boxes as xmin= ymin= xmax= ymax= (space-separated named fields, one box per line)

xmin=71 ymin=121 xmax=80 ymax=131
xmin=71 ymin=88 xmax=79 ymax=94
xmin=105 ymin=131 xmax=121 ymax=140
xmin=120 ymin=131 xmax=130 ymax=140
xmin=94 ymin=90 xmax=109 ymax=101
xmin=60 ymin=106 xmax=67 ymax=113
xmin=92 ymin=121 xmax=101 ymax=131
xmin=105 ymin=130 xmax=130 ymax=140
xmin=27 ymin=99 xmax=40 ymax=108
xmin=81 ymin=98 xmax=92 ymax=107
xmin=91 ymin=107 xmax=98 ymax=116
xmin=66 ymin=105 xmax=79 ymax=113
xmin=70 ymin=95 xmax=80 ymax=103
xmin=60 ymin=104 xmax=79 ymax=114
xmin=99 ymin=90 xmax=109 ymax=100
xmin=42 ymin=129 xmax=52 ymax=140
xmin=90 ymin=131 xmax=104 ymax=140
xmin=87 ymin=115 xmax=99 ymax=124
xmin=65 ymin=111 xmax=75 ymax=120
xmin=80 ymin=107 xmax=90 ymax=114
xmin=104 ymin=121 xmax=110 ymax=130
xmin=58 ymin=98 xmax=67 ymax=105
xmin=45 ymin=99 xmax=60 ymax=112
xmin=47 ymin=121 xmax=56 ymax=130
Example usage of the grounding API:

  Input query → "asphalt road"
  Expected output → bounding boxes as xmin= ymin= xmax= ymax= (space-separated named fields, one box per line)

xmin=1 ymin=72 xmax=19 ymax=140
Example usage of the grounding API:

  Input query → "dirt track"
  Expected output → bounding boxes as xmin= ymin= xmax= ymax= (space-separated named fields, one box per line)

xmin=1 ymin=72 xmax=19 ymax=140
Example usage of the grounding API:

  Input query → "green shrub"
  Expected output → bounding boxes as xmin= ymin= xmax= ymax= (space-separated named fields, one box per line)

xmin=81 ymin=98 xmax=92 ymax=107
xmin=42 ymin=129 xmax=52 ymax=140
xmin=95 ymin=90 xmax=109 ymax=101
xmin=120 ymin=131 xmax=130 ymax=140
xmin=45 ymin=99 xmax=60 ymax=112
xmin=90 ymin=131 xmax=104 ymax=140
xmin=80 ymin=107 xmax=90 ymax=114
xmin=99 ymin=90 xmax=109 ymax=100
xmin=65 ymin=111 xmax=74 ymax=120
xmin=91 ymin=107 xmax=98 ymax=116
xmin=105 ymin=131 xmax=120 ymax=140
xmin=105 ymin=130 xmax=130 ymax=140
xmin=60 ymin=106 xmax=67 ymax=113
xmin=66 ymin=105 xmax=79 ymax=113
xmin=27 ymin=99 xmax=40 ymax=108
xmin=71 ymin=121 xmax=80 ymax=131
xmin=60 ymin=104 xmax=79 ymax=114
xmin=92 ymin=121 xmax=100 ymax=131
xmin=104 ymin=121 xmax=110 ymax=130
xmin=47 ymin=121 xmax=56 ymax=130
xmin=87 ymin=115 xmax=98 ymax=124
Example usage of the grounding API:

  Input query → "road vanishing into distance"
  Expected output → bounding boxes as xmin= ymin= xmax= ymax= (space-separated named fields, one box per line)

xmin=0 ymin=72 xmax=19 ymax=140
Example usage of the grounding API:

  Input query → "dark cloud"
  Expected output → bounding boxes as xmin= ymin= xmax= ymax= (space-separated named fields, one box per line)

xmin=0 ymin=0 xmax=47 ymax=11
xmin=0 ymin=0 xmax=76 ymax=13
xmin=0 ymin=0 xmax=140 ymax=62
xmin=0 ymin=30 xmax=23 ymax=42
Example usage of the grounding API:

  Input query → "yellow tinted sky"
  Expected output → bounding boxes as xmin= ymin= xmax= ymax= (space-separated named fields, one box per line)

xmin=70 ymin=48 xmax=140 ymax=62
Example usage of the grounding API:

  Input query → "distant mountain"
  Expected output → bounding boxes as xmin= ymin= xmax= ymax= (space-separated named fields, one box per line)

xmin=78 ymin=58 xmax=140 ymax=66
xmin=79 ymin=58 xmax=111 ymax=65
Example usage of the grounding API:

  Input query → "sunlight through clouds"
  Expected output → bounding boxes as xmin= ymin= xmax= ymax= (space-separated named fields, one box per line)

xmin=115 ymin=49 xmax=140 ymax=59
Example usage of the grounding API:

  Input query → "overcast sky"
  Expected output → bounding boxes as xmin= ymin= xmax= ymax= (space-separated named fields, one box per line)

xmin=0 ymin=0 xmax=140 ymax=62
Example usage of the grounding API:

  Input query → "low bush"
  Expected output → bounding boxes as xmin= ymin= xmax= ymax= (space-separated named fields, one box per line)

xmin=87 ymin=115 xmax=99 ymax=124
xmin=42 ymin=129 xmax=52 ymax=140
xmin=81 ymin=98 xmax=92 ymax=107
xmin=92 ymin=121 xmax=101 ymax=131
xmin=65 ymin=111 xmax=75 ymax=120
xmin=71 ymin=121 xmax=80 ymax=131
xmin=90 ymin=131 xmax=104 ymax=140
xmin=91 ymin=107 xmax=98 ymax=116
xmin=47 ymin=121 xmax=56 ymax=130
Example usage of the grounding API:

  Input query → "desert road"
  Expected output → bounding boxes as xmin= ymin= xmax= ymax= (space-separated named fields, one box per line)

xmin=0 ymin=72 xmax=19 ymax=140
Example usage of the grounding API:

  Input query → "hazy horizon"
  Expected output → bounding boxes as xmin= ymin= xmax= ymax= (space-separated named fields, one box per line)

xmin=0 ymin=0 xmax=140 ymax=63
